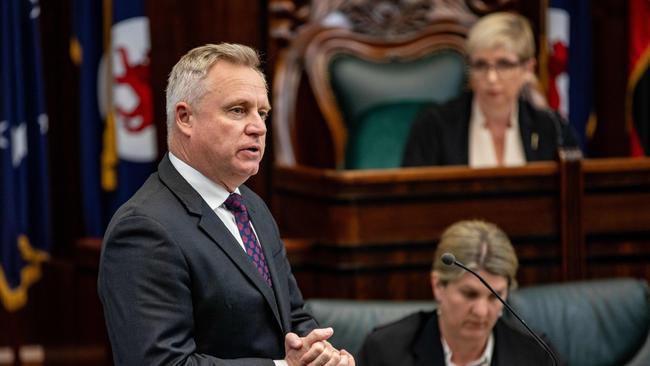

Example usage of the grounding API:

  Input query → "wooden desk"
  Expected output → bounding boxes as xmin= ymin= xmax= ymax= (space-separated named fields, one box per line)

xmin=583 ymin=158 xmax=650 ymax=280
xmin=273 ymin=156 xmax=650 ymax=299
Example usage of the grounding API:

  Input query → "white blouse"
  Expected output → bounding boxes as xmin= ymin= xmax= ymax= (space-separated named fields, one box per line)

xmin=468 ymin=99 xmax=526 ymax=168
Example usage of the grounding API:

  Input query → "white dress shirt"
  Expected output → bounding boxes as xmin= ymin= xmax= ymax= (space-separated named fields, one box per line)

xmin=469 ymin=99 xmax=526 ymax=168
xmin=442 ymin=333 xmax=494 ymax=366
xmin=169 ymin=152 xmax=256 ymax=251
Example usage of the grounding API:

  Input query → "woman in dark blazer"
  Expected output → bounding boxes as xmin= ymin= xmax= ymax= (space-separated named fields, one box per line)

xmin=358 ymin=220 xmax=559 ymax=366
xmin=402 ymin=13 xmax=578 ymax=168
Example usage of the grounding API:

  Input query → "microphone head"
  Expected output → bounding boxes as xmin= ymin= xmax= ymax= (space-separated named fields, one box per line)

xmin=441 ymin=253 xmax=456 ymax=266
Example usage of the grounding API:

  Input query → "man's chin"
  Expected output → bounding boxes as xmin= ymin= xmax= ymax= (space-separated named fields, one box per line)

xmin=236 ymin=165 xmax=260 ymax=179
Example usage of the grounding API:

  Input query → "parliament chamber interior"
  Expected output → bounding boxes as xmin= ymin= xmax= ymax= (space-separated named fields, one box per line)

xmin=1 ymin=0 xmax=649 ymax=365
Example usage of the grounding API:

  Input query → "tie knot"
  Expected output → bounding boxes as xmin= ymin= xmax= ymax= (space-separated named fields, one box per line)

xmin=224 ymin=193 xmax=246 ymax=213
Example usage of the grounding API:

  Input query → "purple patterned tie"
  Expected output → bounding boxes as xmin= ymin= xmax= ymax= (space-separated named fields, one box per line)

xmin=223 ymin=193 xmax=272 ymax=287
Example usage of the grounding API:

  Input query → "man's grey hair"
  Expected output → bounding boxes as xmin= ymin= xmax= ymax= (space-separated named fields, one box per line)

xmin=165 ymin=43 xmax=266 ymax=143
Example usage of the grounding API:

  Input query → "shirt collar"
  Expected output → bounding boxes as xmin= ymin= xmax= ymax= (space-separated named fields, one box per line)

xmin=471 ymin=98 xmax=519 ymax=131
xmin=469 ymin=98 xmax=525 ymax=168
xmin=441 ymin=332 xmax=494 ymax=366
xmin=168 ymin=152 xmax=239 ymax=211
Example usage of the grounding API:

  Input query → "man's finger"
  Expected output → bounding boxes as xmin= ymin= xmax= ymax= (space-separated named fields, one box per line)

xmin=320 ymin=350 xmax=341 ymax=366
xmin=285 ymin=332 xmax=303 ymax=350
xmin=340 ymin=350 xmax=355 ymax=366
xmin=305 ymin=343 xmax=337 ymax=366
xmin=299 ymin=340 xmax=326 ymax=364
xmin=336 ymin=354 xmax=349 ymax=366
xmin=302 ymin=327 xmax=334 ymax=346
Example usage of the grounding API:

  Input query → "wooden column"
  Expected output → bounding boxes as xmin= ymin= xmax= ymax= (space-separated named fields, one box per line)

xmin=557 ymin=148 xmax=586 ymax=280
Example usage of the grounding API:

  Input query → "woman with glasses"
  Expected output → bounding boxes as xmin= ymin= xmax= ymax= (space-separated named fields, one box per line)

xmin=402 ymin=12 xmax=578 ymax=168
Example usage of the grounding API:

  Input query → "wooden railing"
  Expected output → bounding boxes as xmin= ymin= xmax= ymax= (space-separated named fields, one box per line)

xmin=273 ymin=152 xmax=650 ymax=299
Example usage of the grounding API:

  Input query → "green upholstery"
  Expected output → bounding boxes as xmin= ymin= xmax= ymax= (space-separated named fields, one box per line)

xmin=328 ymin=51 xmax=466 ymax=169
xmin=508 ymin=278 xmax=650 ymax=366
xmin=304 ymin=300 xmax=435 ymax=357
xmin=345 ymin=101 xmax=426 ymax=169
xmin=305 ymin=278 xmax=650 ymax=366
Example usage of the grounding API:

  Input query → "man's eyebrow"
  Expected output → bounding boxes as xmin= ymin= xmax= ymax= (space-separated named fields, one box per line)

xmin=223 ymin=98 xmax=251 ymax=107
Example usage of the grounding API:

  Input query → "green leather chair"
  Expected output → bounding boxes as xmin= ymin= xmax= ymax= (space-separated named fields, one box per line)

xmin=329 ymin=53 xmax=466 ymax=169
xmin=303 ymin=23 xmax=468 ymax=169
xmin=304 ymin=278 xmax=650 ymax=366
xmin=508 ymin=278 xmax=650 ymax=366
xmin=344 ymin=101 xmax=429 ymax=169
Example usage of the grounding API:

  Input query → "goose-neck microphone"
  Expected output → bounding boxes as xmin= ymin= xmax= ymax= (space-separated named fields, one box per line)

xmin=441 ymin=252 xmax=559 ymax=366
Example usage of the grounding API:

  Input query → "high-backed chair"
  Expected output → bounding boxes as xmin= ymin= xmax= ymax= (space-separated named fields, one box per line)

xmin=305 ymin=278 xmax=650 ymax=366
xmin=273 ymin=22 xmax=468 ymax=169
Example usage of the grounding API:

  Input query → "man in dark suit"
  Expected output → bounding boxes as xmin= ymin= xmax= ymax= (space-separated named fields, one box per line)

xmin=98 ymin=43 xmax=355 ymax=366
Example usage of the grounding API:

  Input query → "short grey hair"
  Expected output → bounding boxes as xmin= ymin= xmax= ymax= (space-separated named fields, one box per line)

xmin=433 ymin=220 xmax=519 ymax=290
xmin=466 ymin=12 xmax=535 ymax=62
xmin=165 ymin=43 xmax=266 ymax=140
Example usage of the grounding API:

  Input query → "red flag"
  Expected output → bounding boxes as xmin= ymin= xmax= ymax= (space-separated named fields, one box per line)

xmin=627 ymin=0 xmax=650 ymax=156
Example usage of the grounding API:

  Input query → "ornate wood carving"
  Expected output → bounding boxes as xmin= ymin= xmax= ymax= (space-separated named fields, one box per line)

xmin=337 ymin=0 xmax=434 ymax=38
xmin=269 ymin=0 xmax=518 ymax=42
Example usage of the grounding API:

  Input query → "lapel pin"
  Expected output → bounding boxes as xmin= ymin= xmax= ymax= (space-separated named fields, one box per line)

xmin=531 ymin=132 xmax=539 ymax=150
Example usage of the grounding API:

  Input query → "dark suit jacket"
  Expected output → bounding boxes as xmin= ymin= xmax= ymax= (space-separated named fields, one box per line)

xmin=402 ymin=92 xmax=579 ymax=167
xmin=358 ymin=311 xmax=554 ymax=366
xmin=98 ymin=154 xmax=317 ymax=365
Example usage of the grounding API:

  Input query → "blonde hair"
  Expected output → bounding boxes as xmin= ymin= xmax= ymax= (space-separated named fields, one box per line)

xmin=466 ymin=12 xmax=535 ymax=62
xmin=433 ymin=220 xmax=519 ymax=289
xmin=165 ymin=43 xmax=266 ymax=139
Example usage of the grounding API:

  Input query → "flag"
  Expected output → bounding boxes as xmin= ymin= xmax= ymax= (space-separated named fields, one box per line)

xmin=546 ymin=0 xmax=593 ymax=152
xmin=0 ymin=0 xmax=51 ymax=312
xmin=72 ymin=0 xmax=157 ymax=237
xmin=627 ymin=0 xmax=650 ymax=156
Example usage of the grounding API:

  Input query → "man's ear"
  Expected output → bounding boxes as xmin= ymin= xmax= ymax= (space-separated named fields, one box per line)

xmin=175 ymin=102 xmax=193 ymax=137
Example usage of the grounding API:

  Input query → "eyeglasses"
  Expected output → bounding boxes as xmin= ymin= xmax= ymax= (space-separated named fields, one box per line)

xmin=469 ymin=59 xmax=524 ymax=79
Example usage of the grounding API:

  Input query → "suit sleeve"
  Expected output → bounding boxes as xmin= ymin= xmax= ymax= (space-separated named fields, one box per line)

xmin=284 ymin=244 xmax=319 ymax=336
xmin=98 ymin=214 xmax=275 ymax=366
xmin=560 ymin=120 xmax=580 ymax=150
xmin=402 ymin=105 xmax=443 ymax=167
xmin=547 ymin=109 xmax=580 ymax=151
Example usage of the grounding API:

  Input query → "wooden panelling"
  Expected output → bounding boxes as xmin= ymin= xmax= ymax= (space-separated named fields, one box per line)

xmin=276 ymin=156 xmax=650 ymax=299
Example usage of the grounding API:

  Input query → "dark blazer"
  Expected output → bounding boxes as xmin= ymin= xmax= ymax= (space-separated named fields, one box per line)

xmin=98 ymin=154 xmax=317 ymax=366
xmin=402 ymin=92 xmax=579 ymax=167
xmin=358 ymin=311 xmax=555 ymax=366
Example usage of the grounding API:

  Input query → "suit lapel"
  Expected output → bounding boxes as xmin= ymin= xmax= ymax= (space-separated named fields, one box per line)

xmin=458 ymin=93 xmax=472 ymax=165
xmin=158 ymin=155 xmax=283 ymax=331
xmin=518 ymin=99 xmax=540 ymax=161
xmin=413 ymin=312 xmax=445 ymax=366
xmin=243 ymin=193 xmax=286 ymax=332
xmin=196 ymin=205 xmax=282 ymax=331
xmin=491 ymin=319 xmax=514 ymax=366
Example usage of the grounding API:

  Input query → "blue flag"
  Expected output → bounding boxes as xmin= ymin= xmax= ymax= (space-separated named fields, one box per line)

xmin=72 ymin=0 xmax=157 ymax=237
xmin=72 ymin=0 xmax=105 ymax=237
xmin=0 ymin=0 xmax=51 ymax=312
xmin=547 ymin=0 xmax=594 ymax=153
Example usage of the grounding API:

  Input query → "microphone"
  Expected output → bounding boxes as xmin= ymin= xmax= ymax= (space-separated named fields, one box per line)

xmin=441 ymin=253 xmax=559 ymax=366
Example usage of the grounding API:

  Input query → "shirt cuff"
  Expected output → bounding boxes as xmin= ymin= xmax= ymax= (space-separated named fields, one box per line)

xmin=274 ymin=360 xmax=288 ymax=366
